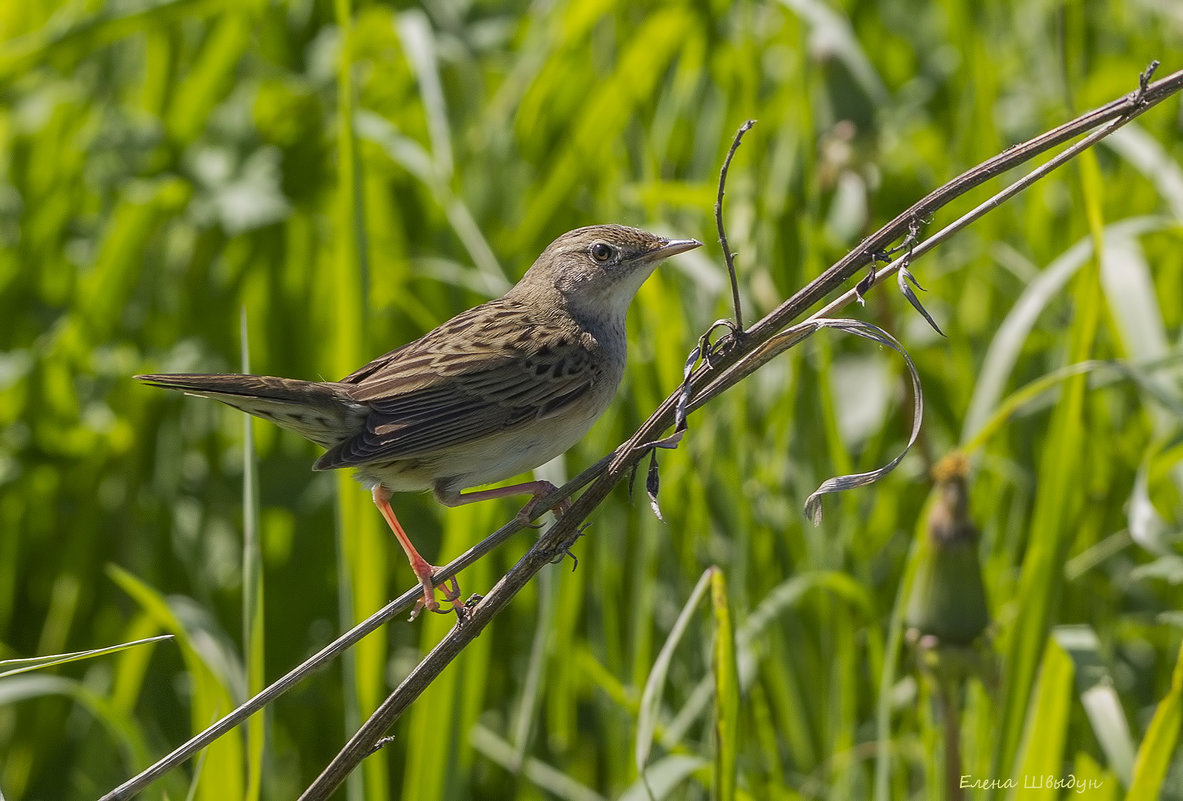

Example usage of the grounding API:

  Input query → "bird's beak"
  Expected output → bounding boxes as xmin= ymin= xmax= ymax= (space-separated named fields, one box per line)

xmin=647 ymin=237 xmax=703 ymax=261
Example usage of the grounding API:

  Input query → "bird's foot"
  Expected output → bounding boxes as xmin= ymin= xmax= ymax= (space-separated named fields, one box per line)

xmin=514 ymin=489 xmax=572 ymax=527
xmin=408 ymin=572 xmax=466 ymax=623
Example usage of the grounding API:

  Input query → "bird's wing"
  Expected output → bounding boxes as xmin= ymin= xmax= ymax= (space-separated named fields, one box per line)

xmin=315 ymin=299 xmax=605 ymax=469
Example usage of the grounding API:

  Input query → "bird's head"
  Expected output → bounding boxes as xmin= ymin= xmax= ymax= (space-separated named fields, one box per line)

xmin=510 ymin=225 xmax=701 ymax=326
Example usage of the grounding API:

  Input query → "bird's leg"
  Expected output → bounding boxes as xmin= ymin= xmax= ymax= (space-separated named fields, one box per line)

xmin=371 ymin=485 xmax=464 ymax=621
xmin=436 ymin=480 xmax=571 ymax=525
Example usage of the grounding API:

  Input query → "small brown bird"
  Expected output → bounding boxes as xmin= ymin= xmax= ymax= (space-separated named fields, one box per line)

xmin=138 ymin=225 xmax=700 ymax=618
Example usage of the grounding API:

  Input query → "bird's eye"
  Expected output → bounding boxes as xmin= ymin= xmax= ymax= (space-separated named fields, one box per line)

xmin=589 ymin=241 xmax=615 ymax=263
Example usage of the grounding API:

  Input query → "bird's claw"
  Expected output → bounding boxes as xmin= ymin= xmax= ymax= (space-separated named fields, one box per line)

xmin=408 ymin=574 xmax=466 ymax=622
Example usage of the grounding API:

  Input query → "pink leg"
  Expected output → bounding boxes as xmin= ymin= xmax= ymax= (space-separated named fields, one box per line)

xmin=371 ymin=485 xmax=464 ymax=620
xmin=435 ymin=480 xmax=571 ymax=522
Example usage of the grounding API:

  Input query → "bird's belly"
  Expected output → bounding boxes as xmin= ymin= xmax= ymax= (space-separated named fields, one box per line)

xmin=356 ymin=395 xmax=609 ymax=496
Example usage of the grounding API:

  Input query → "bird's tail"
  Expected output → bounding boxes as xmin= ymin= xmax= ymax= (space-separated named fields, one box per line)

xmin=135 ymin=373 xmax=365 ymax=448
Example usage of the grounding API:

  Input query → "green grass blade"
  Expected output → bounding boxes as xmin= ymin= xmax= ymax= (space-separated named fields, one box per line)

xmin=1003 ymin=639 xmax=1073 ymax=801
xmin=710 ymin=568 xmax=739 ymax=801
xmin=992 ymin=148 xmax=1107 ymax=782
xmin=330 ymin=1 xmax=386 ymax=800
xmin=470 ymin=724 xmax=608 ymax=801
xmin=0 ymin=635 xmax=173 ymax=679
xmin=240 ymin=309 xmax=265 ymax=801
xmin=637 ymin=568 xmax=713 ymax=783
xmin=1125 ymin=640 xmax=1183 ymax=801
xmin=107 ymin=566 xmax=244 ymax=801
xmin=1053 ymin=626 xmax=1135 ymax=784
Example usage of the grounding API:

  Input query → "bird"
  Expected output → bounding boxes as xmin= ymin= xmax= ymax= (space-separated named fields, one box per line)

xmin=137 ymin=225 xmax=701 ymax=619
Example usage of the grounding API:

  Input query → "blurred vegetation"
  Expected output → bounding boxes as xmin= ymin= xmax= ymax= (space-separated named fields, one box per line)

xmin=2 ymin=0 xmax=1182 ymax=799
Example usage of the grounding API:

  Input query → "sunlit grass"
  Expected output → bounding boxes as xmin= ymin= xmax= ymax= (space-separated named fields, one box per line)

xmin=1 ymin=1 xmax=1181 ymax=799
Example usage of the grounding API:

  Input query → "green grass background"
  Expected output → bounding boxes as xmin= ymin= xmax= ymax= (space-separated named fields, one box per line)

xmin=2 ymin=0 xmax=1182 ymax=799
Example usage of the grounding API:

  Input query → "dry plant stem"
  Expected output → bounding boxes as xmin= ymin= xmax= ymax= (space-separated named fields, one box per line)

xmin=691 ymin=74 xmax=1170 ymax=406
xmin=98 ymin=465 xmax=601 ymax=801
xmin=98 ymin=588 xmax=421 ymax=800
xmin=716 ymin=119 xmax=756 ymax=329
xmin=809 ymin=78 xmax=1164 ymax=322
xmin=101 ymin=64 xmax=1182 ymax=801
xmin=300 ymin=502 xmax=597 ymax=799
xmin=607 ymin=65 xmax=1182 ymax=471
xmin=726 ymin=64 xmax=1174 ymax=382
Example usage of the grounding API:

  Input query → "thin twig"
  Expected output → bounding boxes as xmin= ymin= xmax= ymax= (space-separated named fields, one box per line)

xmin=715 ymin=120 xmax=755 ymax=331
xmin=101 ymin=63 xmax=1183 ymax=801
